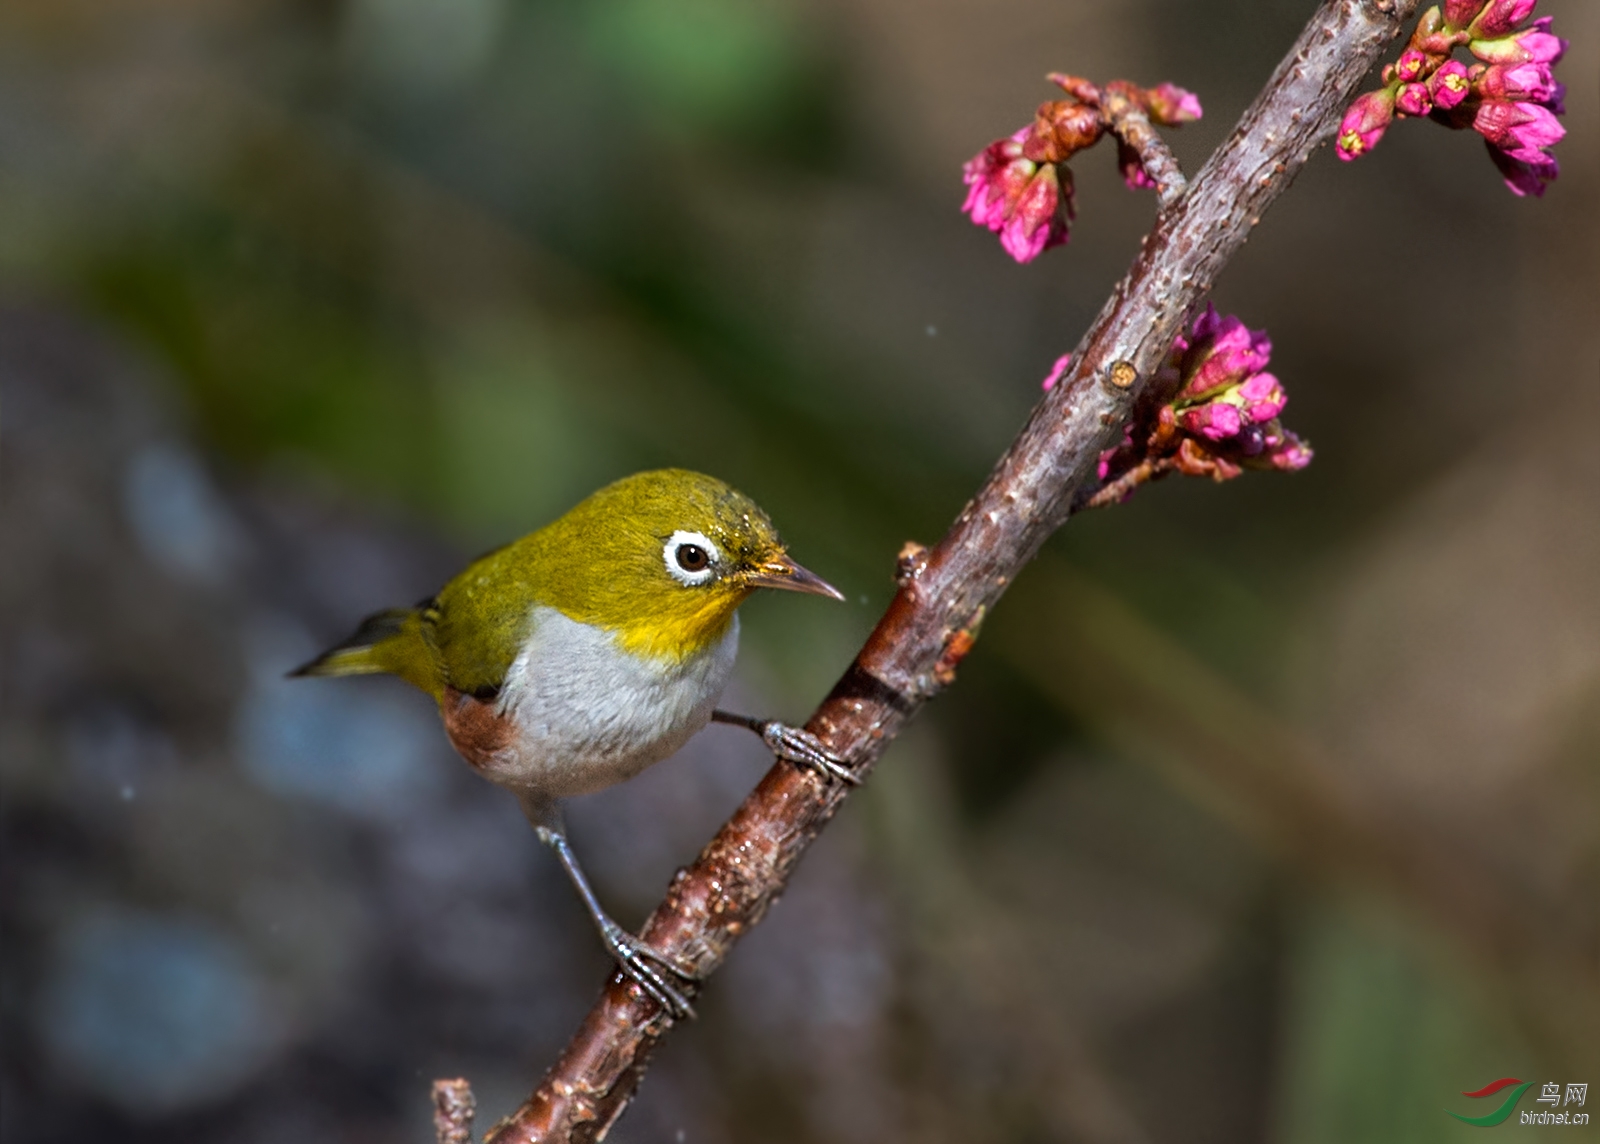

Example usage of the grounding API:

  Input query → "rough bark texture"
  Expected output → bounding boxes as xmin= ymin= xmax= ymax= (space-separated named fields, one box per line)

xmin=433 ymin=1079 xmax=477 ymax=1144
xmin=1101 ymin=89 xmax=1189 ymax=209
xmin=482 ymin=2 xmax=1417 ymax=1139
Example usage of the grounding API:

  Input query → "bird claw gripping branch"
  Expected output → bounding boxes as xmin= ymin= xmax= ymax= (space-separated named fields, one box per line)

xmin=597 ymin=917 xmax=699 ymax=1021
xmin=712 ymin=709 xmax=859 ymax=785
xmin=1336 ymin=0 xmax=1568 ymax=196
xmin=761 ymin=721 xmax=860 ymax=786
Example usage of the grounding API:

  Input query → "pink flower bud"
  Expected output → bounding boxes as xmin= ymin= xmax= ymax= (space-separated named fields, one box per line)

xmin=1476 ymin=60 xmax=1559 ymax=103
xmin=1428 ymin=60 xmax=1473 ymax=109
xmin=962 ymin=131 xmax=1075 ymax=263
xmin=1473 ymin=98 xmax=1565 ymax=158
xmin=1396 ymin=82 xmax=1433 ymax=116
xmin=1395 ymin=50 xmax=1430 ymax=82
xmin=1471 ymin=17 xmax=1566 ymax=63
xmin=1443 ymin=0 xmax=1489 ymax=30
xmin=961 ymin=131 xmax=1027 ymax=227
xmin=1179 ymin=401 xmax=1243 ymax=442
xmin=1336 ymin=88 xmax=1397 ymax=160
xmin=1266 ymin=432 xmax=1314 ymax=471
xmin=1179 ymin=311 xmax=1272 ymax=401
xmin=1468 ymin=0 xmax=1537 ymax=39
xmin=1236 ymin=372 xmax=1287 ymax=423
xmin=1041 ymin=353 xmax=1073 ymax=392
xmin=1098 ymin=307 xmax=1312 ymax=491
xmin=1486 ymin=140 xmax=1558 ymax=195
xmin=1003 ymin=165 xmax=1066 ymax=262
xmin=1145 ymin=82 xmax=1203 ymax=125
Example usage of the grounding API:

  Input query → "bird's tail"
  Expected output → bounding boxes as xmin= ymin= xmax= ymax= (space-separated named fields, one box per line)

xmin=289 ymin=605 xmax=442 ymax=699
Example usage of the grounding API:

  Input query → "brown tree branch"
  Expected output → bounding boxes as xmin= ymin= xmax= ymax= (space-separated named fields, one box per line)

xmin=479 ymin=1 xmax=1418 ymax=1139
xmin=1101 ymin=89 xmax=1189 ymax=208
xmin=433 ymin=1079 xmax=477 ymax=1144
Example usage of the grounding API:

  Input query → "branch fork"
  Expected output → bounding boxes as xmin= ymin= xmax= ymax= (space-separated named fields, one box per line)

xmin=1049 ymin=72 xmax=1191 ymax=207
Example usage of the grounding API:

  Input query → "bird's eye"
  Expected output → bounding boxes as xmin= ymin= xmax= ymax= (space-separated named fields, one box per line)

xmin=663 ymin=530 xmax=719 ymax=586
xmin=676 ymin=544 xmax=709 ymax=573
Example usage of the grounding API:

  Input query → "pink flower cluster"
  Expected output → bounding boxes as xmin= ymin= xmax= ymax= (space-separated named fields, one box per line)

xmin=1089 ymin=305 xmax=1312 ymax=491
xmin=1336 ymin=0 xmax=1567 ymax=196
xmin=962 ymin=128 xmax=1079 ymax=263
xmin=962 ymin=75 xmax=1202 ymax=264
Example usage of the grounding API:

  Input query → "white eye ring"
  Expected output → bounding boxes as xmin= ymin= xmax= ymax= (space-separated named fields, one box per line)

xmin=663 ymin=530 xmax=720 ymax=586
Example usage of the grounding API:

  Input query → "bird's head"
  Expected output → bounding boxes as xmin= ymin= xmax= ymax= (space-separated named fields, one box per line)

xmin=534 ymin=469 xmax=841 ymax=661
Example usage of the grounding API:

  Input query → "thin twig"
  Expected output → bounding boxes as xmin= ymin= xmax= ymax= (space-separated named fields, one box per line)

xmin=433 ymin=1078 xmax=477 ymax=1144
xmin=481 ymin=1 xmax=1420 ymax=1139
xmin=1082 ymin=456 xmax=1178 ymax=509
xmin=1101 ymin=88 xmax=1189 ymax=208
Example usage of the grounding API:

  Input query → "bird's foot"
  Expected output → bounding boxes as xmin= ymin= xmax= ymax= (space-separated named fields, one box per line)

xmin=597 ymin=916 xmax=699 ymax=1020
xmin=759 ymin=721 xmax=859 ymax=785
xmin=711 ymin=709 xmax=858 ymax=785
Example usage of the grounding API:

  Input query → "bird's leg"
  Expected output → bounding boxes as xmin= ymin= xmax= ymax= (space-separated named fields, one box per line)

xmin=711 ymin=710 xmax=859 ymax=785
xmin=530 ymin=818 xmax=699 ymax=1020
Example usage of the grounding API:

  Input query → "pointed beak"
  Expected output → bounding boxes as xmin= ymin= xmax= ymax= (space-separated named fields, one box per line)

xmin=744 ymin=554 xmax=845 ymax=601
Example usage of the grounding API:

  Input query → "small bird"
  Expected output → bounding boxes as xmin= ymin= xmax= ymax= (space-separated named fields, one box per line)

xmin=291 ymin=469 xmax=851 ymax=1016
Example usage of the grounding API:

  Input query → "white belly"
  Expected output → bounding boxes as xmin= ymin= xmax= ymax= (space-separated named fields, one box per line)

xmin=482 ymin=606 xmax=739 ymax=799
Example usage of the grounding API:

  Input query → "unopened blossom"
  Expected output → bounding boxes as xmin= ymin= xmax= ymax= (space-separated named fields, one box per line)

xmin=1486 ymin=139 xmax=1559 ymax=196
xmin=1176 ymin=310 xmax=1272 ymax=401
xmin=1474 ymin=99 xmax=1565 ymax=160
xmin=1396 ymin=82 xmax=1433 ymax=117
xmin=1263 ymin=429 xmax=1314 ymax=471
xmin=1395 ymin=49 xmax=1431 ymax=82
xmin=1443 ymin=0 xmax=1489 ymax=30
xmin=1144 ymin=82 xmax=1203 ymax=125
xmin=961 ymin=130 xmax=1074 ymax=262
xmin=1470 ymin=16 xmax=1566 ymax=63
xmin=962 ymin=131 xmax=1028 ymax=227
xmin=1336 ymin=89 xmax=1396 ymax=159
xmin=1476 ymin=60 xmax=1561 ymax=104
xmin=963 ymin=74 xmax=1202 ymax=263
xmin=1337 ymin=0 xmax=1565 ymax=194
xmin=1178 ymin=401 xmax=1241 ymax=442
xmin=1234 ymin=372 xmax=1286 ymax=423
xmin=1428 ymin=60 xmax=1472 ymax=109
xmin=1468 ymin=0 xmax=1537 ymax=39
xmin=1090 ymin=305 xmax=1312 ymax=501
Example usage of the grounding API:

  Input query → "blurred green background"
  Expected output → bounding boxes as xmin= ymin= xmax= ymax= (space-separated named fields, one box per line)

xmin=2 ymin=0 xmax=1596 ymax=1141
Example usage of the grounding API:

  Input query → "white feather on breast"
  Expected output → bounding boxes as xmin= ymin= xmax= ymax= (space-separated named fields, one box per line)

xmin=480 ymin=605 xmax=739 ymax=799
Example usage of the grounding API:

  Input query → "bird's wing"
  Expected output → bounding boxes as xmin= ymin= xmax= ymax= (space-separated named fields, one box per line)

xmin=290 ymin=606 xmax=443 ymax=698
xmin=429 ymin=538 xmax=542 ymax=700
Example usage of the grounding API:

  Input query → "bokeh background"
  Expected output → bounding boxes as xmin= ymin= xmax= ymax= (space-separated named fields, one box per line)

xmin=3 ymin=0 xmax=1596 ymax=1141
